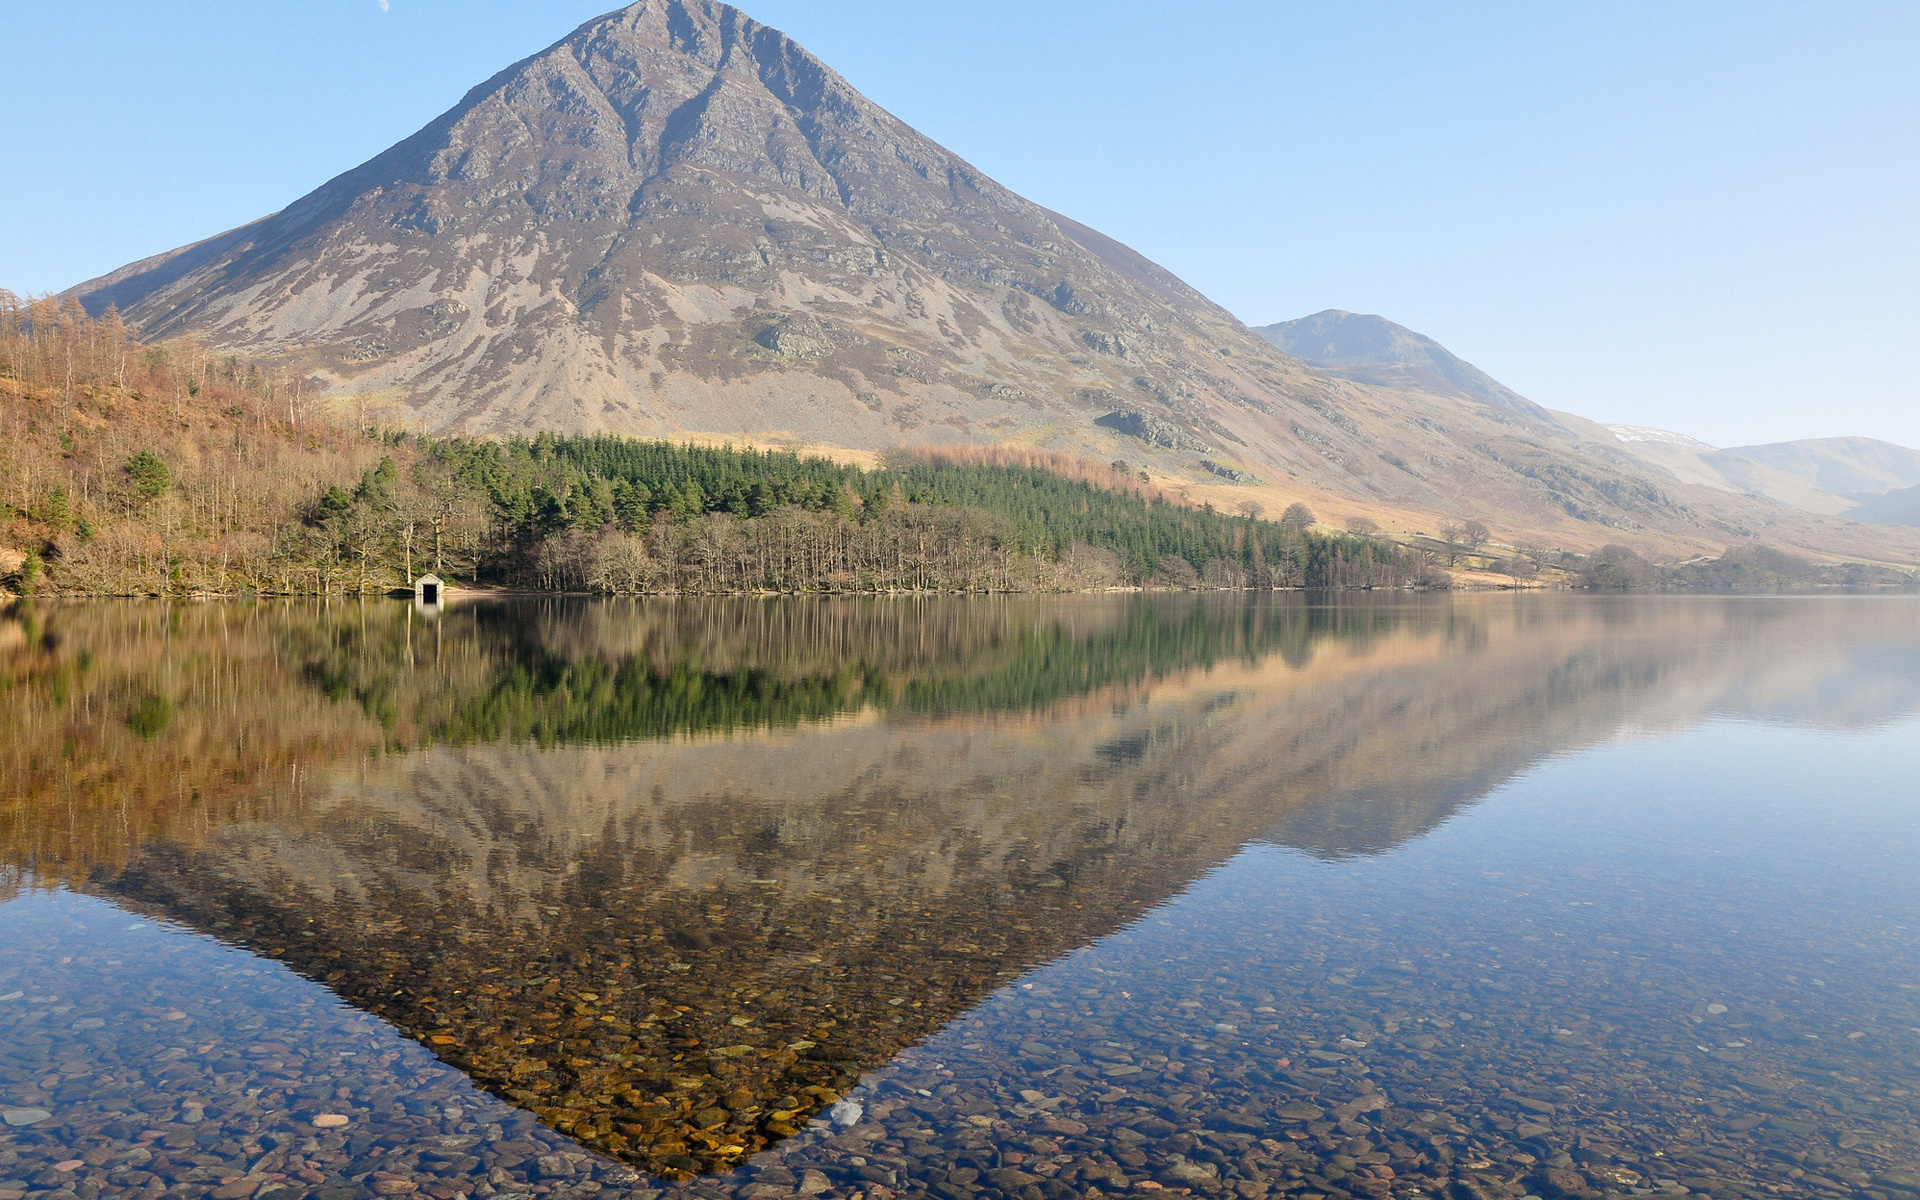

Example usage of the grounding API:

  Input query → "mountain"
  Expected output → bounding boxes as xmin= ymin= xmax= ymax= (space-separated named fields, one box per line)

xmin=1847 ymin=483 xmax=1920 ymax=527
xmin=1597 ymin=428 xmax=1920 ymax=520
xmin=1601 ymin=426 xmax=1861 ymax=516
xmin=1255 ymin=312 xmax=1920 ymax=544
xmin=1714 ymin=437 xmax=1920 ymax=499
xmin=1254 ymin=308 xmax=1555 ymax=425
xmin=61 ymin=1 xmax=1920 ymax=565
xmin=72 ymin=0 xmax=1332 ymax=461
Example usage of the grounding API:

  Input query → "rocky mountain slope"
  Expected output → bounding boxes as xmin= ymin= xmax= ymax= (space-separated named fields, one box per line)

xmin=74 ymin=0 xmax=1330 ymax=461
xmin=64 ymin=0 xmax=1920 ymax=563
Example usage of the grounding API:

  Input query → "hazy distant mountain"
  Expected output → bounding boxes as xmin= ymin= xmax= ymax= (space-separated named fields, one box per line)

xmin=1254 ymin=309 xmax=1556 ymax=425
xmin=1601 ymin=426 xmax=1857 ymax=516
xmin=1715 ymin=438 xmax=1920 ymax=499
xmin=1844 ymin=484 xmax=1920 ymax=527
xmin=61 ymin=1 xmax=1920 ymax=564
xmin=1598 ymin=427 xmax=1920 ymax=521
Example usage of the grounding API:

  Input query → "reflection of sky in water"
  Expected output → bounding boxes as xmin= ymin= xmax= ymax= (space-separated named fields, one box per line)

xmin=1 ymin=597 xmax=1918 ymax=1200
xmin=4 ymin=721 xmax=1915 ymax=1198
xmin=777 ymin=717 xmax=1920 ymax=1200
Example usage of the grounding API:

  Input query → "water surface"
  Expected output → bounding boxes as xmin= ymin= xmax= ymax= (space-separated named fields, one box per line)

xmin=2 ymin=595 xmax=1917 ymax=1200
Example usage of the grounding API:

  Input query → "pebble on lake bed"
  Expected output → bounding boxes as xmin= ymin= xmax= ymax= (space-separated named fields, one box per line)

xmin=826 ymin=1099 xmax=863 ymax=1128
xmin=312 ymin=1113 xmax=351 ymax=1127
xmin=0 ymin=1108 xmax=50 ymax=1127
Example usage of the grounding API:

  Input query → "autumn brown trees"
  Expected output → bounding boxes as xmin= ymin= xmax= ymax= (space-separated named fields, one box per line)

xmin=1 ymin=290 xmax=401 ymax=595
xmin=1 ymin=294 xmax=1443 ymax=597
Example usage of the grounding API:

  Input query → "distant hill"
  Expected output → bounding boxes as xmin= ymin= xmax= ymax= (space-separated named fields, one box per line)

xmin=1253 ymin=311 xmax=1920 ymax=541
xmin=1599 ymin=428 xmax=1920 ymax=522
xmin=1602 ymin=426 xmax=1860 ymax=516
xmin=1847 ymin=483 xmax=1920 ymax=527
xmin=1254 ymin=309 xmax=1557 ymax=425
xmin=1714 ymin=438 xmax=1920 ymax=499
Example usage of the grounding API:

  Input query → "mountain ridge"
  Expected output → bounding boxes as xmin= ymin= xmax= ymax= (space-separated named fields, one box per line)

xmin=1602 ymin=427 xmax=1920 ymax=522
xmin=1716 ymin=437 xmax=1920 ymax=498
xmin=1260 ymin=310 xmax=1920 ymax=530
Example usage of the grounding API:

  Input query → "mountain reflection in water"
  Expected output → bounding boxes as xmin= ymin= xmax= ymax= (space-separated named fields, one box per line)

xmin=1 ymin=594 xmax=1917 ymax=1200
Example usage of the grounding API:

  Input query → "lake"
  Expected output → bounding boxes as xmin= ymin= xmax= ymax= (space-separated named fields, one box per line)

xmin=2 ymin=594 xmax=1918 ymax=1200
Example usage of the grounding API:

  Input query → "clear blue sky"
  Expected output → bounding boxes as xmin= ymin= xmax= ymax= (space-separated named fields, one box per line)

xmin=5 ymin=1 xmax=1916 ymax=448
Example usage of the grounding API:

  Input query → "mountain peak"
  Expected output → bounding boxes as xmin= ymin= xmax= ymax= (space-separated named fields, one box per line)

xmin=1260 ymin=309 xmax=1431 ymax=367
xmin=72 ymin=0 xmax=1264 ymax=446
xmin=1255 ymin=309 xmax=1554 ymax=425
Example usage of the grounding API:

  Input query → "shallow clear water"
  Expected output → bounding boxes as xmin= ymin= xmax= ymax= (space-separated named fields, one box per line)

xmin=1 ymin=595 xmax=1917 ymax=1200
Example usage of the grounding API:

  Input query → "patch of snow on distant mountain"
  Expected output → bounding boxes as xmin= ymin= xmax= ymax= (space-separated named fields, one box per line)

xmin=1606 ymin=425 xmax=1717 ymax=450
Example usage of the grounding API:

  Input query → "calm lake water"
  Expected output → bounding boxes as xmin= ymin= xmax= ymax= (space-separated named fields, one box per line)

xmin=2 ymin=595 xmax=1918 ymax=1200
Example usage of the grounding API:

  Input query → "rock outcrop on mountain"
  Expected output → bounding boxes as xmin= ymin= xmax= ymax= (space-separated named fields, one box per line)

xmin=62 ymin=1 xmax=1920 ymax=562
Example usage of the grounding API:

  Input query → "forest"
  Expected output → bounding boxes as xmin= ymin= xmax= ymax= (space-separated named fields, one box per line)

xmin=0 ymin=293 xmax=1442 ymax=596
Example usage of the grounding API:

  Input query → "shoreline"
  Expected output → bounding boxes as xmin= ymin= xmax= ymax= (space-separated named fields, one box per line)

xmin=12 ymin=580 xmax=1920 ymax=603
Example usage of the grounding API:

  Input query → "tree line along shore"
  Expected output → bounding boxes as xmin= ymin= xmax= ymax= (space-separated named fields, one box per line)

xmin=0 ymin=294 xmax=1442 ymax=597
xmin=2 ymin=292 xmax=1908 ymax=598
